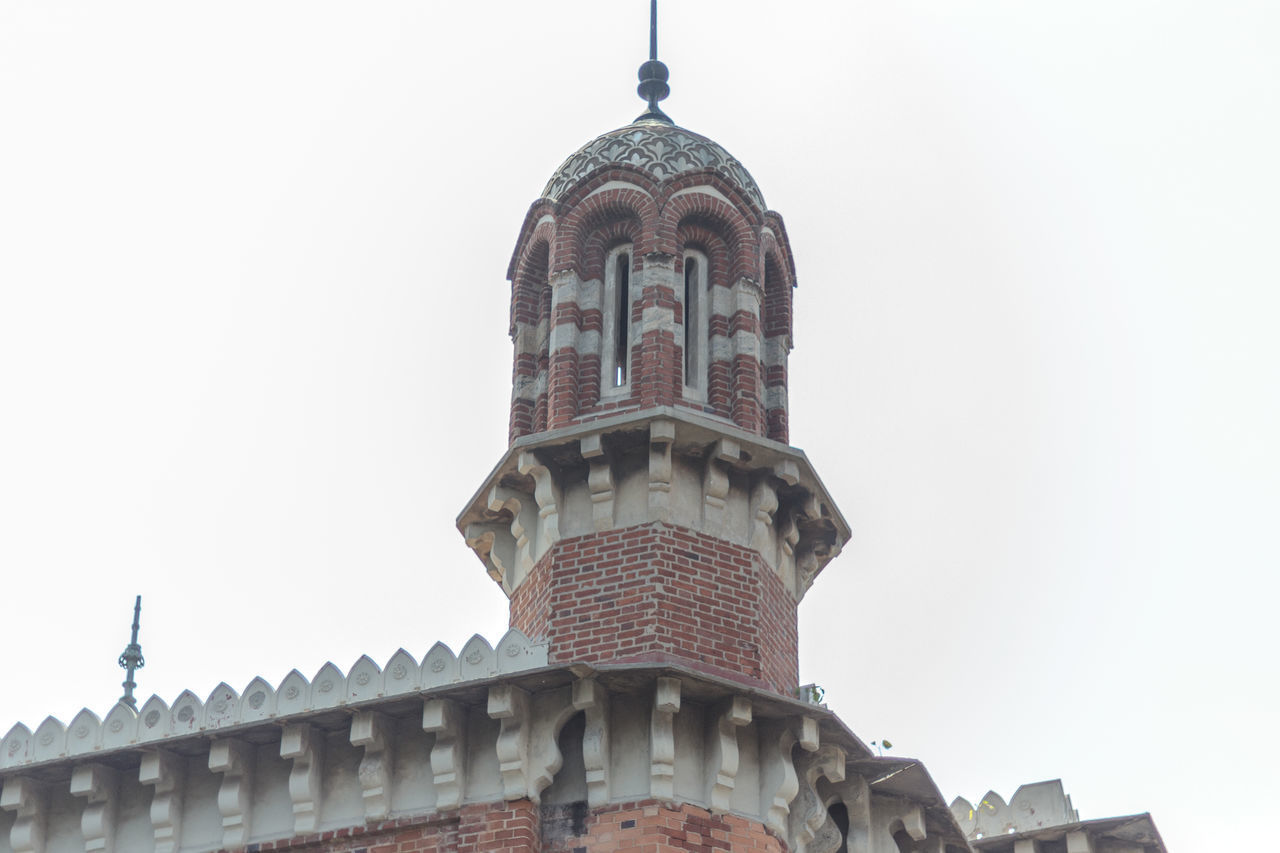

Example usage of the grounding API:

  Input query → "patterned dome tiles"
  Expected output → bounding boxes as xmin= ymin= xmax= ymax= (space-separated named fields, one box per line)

xmin=542 ymin=121 xmax=765 ymax=210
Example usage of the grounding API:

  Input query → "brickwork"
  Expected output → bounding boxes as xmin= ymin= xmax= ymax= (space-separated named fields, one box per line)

xmin=213 ymin=799 xmax=786 ymax=853
xmin=505 ymin=155 xmax=799 ymax=442
xmin=543 ymin=800 xmax=788 ymax=853
xmin=215 ymin=799 xmax=541 ymax=853
xmin=509 ymin=523 xmax=799 ymax=695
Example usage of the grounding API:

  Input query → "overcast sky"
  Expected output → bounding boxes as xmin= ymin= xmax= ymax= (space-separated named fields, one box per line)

xmin=1 ymin=2 xmax=1277 ymax=850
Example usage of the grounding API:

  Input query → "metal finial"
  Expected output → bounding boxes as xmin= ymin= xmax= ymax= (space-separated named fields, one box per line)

xmin=636 ymin=0 xmax=672 ymax=123
xmin=117 ymin=595 xmax=145 ymax=708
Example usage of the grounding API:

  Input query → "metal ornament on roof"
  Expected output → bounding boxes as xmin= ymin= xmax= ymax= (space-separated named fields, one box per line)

xmin=118 ymin=595 xmax=145 ymax=708
xmin=636 ymin=0 xmax=672 ymax=123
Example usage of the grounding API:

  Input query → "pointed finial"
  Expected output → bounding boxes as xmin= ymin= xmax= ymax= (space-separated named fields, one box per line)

xmin=636 ymin=0 xmax=672 ymax=123
xmin=117 ymin=595 xmax=145 ymax=707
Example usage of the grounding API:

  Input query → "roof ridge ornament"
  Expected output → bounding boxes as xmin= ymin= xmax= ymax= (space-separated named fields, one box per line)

xmin=636 ymin=0 xmax=673 ymax=124
xmin=117 ymin=595 xmax=145 ymax=708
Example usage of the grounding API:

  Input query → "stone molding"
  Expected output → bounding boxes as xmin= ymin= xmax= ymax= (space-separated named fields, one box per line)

xmin=458 ymin=407 xmax=850 ymax=602
xmin=0 ymin=665 xmax=968 ymax=853
xmin=0 ymin=629 xmax=547 ymax=771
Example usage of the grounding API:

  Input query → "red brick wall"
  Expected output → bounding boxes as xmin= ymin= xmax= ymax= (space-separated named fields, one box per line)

xmin=220 ymin=800 xmax=540 ymax=853
xmin=221 ymin=798 xmax=786 ymax=853
xmin=509 ymin=523 xmax=799 ymax=696
xmin=543 ymin=800 xmax=787 ymax=853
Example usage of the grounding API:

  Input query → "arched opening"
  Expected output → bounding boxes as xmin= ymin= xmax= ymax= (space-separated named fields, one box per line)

xmin=827 ymin=801 xmax=850 ymax=853
xmin=540 ymin=711 xmax=589 ymax=847
xmin=602 ymin=244 xmax=632 ymax=393
xmin=541 ymin=711 xmax=587 ymax=805
xmin=682 ymin=250 xmax=709 ymax=398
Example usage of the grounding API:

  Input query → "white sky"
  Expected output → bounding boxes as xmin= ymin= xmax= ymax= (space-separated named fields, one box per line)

xmin=1 ymin=2 xmax=1276 ymax=849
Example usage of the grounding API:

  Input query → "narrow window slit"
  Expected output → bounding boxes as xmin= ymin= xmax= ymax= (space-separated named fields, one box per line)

xmin=614 ymin=252 xmax=629 ymax=386
xmin=684 ymin=257 xmax=697 ymax=386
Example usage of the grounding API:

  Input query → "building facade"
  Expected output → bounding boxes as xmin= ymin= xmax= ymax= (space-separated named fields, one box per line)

xmin=0 ymin=19 xmax=1164 ymax=853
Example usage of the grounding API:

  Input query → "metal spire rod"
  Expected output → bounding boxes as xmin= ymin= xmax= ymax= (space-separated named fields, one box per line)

xmin=636 ymin=0 xmax=672 ymax=123
xmin=118 ymin=595 xmax=145 ymax=708
xmin=650 ymin=0 xmax=658 ymax=61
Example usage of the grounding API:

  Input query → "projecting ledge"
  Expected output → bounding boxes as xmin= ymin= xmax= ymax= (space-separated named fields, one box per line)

xmin=457 ymin=407 xmax=850 ymax=600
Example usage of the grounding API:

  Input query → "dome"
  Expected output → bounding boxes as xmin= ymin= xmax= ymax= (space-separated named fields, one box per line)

xmin=542 ymin=119 xmax=766 ymax=211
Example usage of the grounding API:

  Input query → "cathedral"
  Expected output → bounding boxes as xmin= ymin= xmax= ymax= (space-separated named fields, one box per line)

xmin=0 ymin=8 xmax=1165 ymax=853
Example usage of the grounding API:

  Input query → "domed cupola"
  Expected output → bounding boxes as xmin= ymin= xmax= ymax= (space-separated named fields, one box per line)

xmin=541 ymin=121 xmax=767 ymax=214
xmin=459 ymin=1 xmax=847 ymax=696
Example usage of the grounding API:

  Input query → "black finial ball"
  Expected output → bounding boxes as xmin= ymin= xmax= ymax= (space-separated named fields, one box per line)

xmin=637 ymin=59 xmax=670 ymax=104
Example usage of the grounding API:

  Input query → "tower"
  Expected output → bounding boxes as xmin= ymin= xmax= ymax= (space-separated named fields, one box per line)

xmin=458 ymin=19 xmax=849 ymax=699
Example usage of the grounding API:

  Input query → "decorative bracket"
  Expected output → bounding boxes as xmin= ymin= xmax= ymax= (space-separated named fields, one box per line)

xmin=424 ymin=698 xmax=466 ymax=810
xmin=573 ymin=677 xmax=611 ymax=807
xmin=351 ymin=711 xmax=396 ymax=821
xmin=648 ymin=420 xmax=675 ymax=522
xmin=707 ymin=696 xmax=752 ymax=812
xmin=208 ymin=738 xmax=254 ymax=848
xmin=518 ymin=451 xmax=561 ymax=546
xmin=488 ymin=685 xmax=531 ymax=800
xmin=1 ymin=776 xmax=49 ymax=853
xmin=702 ymin=438 xmax=738 ymax=536
xmin=790 ymin=744 xmax=848 ymax=853
xmin=750 ymin=477 xmax=780 ymax=560
xmin=139 ymin=750 xmax=185 ymax=853
xmin=281 ymin=722 xmax=323 ymax=833
xmin=70 ymin=764 xmax=119 ymax=853
xmin=759 ymin=723 xmax=799 ymax=838
xmin=581 ymin=434 xmax=615 ymax=531
xmin=650 ymin=676 xmax=681 ymax=800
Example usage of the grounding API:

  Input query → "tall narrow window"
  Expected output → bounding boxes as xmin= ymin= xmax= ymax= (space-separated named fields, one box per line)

xmin=615 ymin=252 xmax=629 ymax=386
xmin=682 ymin=250 xmax=709 ymax=399
xmin=684 ymin=256 xmax=697 ymax=385
xmin=602 ymin=244 xmax=633 ymax=395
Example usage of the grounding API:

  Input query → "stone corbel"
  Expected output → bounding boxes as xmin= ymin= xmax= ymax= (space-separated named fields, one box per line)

xmin=702 ymin=438 xmax=738 ymax=536
xmin=573 ymin=677 xmax=611 ymax=807
xmin=790 ymin=744 xmax=848 ymax=853
xmin=488 ymin=685 xmax=531 ymax=800
xmin=1066 ymin=830 xmax=1097 ymax=853
xmin=798 ymin=716 xmax=820 ymax=752
xmin=517 ymin=451 xmax=561 ymax=546
xmin=464 ymin=522 xmax=514 ymax=589
xmin=650 ymin=676 xmax=681 ymax=800
xmin=707 ymin=695 xmax=752 ymax=812
xmin=424 ymin=698 xmax=466 ymax=810
xmin=581 ymin=434 xmax=615 ymax=532
xmin=750 ymin=477 xmax=780 ymax=561
xmin=70 ymin=764 xmax=118 ymax=853
xmin=281 ymin=723 xmax=323 ymax=833
xmin=489 ymin=485 xmax=535 ymax=583
xmin=648 ymin=420 xmax=675 ymax=523
xmin=779 ymin=507 xmax=799 ymax=561
xmin=759 ymin=722 xmax=798 ymax=838
xmin=139 ymin=750 xmax=185 ymax=853
xmin=2 ymin=776 xmax=49 ymax=853
xmin=208 ymin=738 xmax=254 ymax=848
xmin=350 ymin=711 xmax=396 ymax=821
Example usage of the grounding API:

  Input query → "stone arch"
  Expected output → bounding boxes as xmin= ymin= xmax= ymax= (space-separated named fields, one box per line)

xmin=539 ymin=709 xmax=587 ymax=806
xmin=664 ymin=189 xmax=758 ymax=284
xmin=510 ymin=236 xmax=553 ymax=441
xmin=555 ymin=185 xmax=658 ymax=280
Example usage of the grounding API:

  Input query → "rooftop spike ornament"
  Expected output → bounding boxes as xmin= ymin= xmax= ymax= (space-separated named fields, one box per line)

xmin=636 ymin=0 xmax=672 ymax=123
xmin=117 ymin=595 xmax=145 ymax=707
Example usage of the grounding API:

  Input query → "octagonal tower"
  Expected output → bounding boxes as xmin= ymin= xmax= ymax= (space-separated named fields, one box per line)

xmin=459 ymin=56 xmax=848 ymax=699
